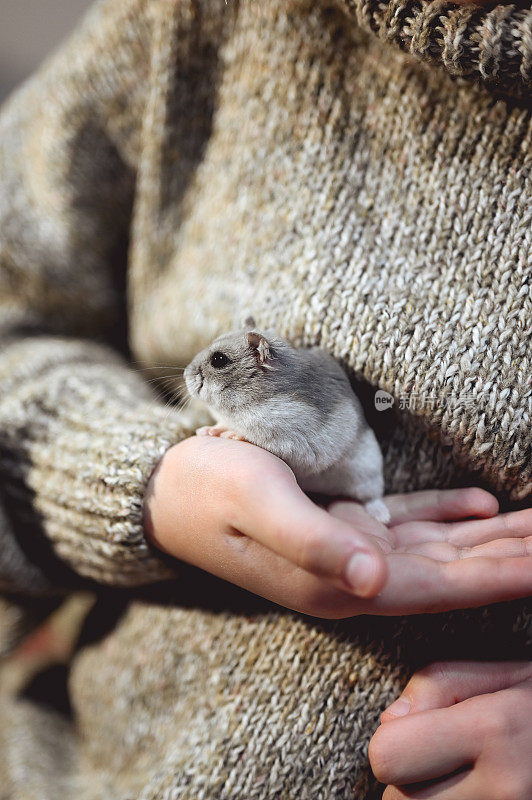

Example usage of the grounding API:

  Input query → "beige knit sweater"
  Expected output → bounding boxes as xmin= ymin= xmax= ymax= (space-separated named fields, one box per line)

xmin=0 ymin=0 xmax=530 ymax=797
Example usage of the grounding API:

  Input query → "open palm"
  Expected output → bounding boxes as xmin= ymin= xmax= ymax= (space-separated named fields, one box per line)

xmin=327 ymin=492 xmax=532 ymax=615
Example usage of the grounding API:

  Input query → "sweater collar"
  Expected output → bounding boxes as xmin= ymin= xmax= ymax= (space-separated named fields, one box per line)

xmin=336 ymin=0 xmax=532 ymax=99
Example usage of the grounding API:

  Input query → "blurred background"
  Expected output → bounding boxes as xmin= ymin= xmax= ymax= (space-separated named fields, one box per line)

xmin=0 ymin=0 xmax=91 ymax=102
xmin=0 ymin=0 xmax=95 ymax=684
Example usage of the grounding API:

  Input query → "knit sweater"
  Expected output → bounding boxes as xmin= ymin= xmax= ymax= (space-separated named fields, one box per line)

xmin=0 ymin=0 xmax=530 ymax=797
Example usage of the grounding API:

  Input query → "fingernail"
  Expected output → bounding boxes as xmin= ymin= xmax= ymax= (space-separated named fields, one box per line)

xmin=385 ymin=697 xmax=411 ymax=718
xmin=344 ymin=553 xmax=379 ymax=596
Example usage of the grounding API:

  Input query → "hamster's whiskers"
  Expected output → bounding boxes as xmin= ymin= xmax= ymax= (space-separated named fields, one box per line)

xmin=160 ymin=393 xmax=192 ymax=427
xmin=130 ymin=360 xmax=185 ymax=372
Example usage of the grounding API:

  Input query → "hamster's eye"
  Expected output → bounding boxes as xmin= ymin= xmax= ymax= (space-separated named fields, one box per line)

xmin=210 ymin=351 xmax=230 ymax=369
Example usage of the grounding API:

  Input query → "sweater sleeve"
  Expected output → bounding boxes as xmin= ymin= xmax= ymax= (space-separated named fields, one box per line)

xmin=0 ymin=0 xmax=207 ymax=593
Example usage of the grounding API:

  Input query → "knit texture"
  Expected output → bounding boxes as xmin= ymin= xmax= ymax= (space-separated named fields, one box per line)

xmin=338 ymin=0 xmax=532 ymax=97
xmin=0 ymin=0 xmax=530 ymax=797
xmin=0 ymin=337 xmax=205 ymax=587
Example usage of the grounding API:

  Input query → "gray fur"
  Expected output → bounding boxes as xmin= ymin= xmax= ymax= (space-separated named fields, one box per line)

xmin=184 ymin=325 xmax=390 ymax=522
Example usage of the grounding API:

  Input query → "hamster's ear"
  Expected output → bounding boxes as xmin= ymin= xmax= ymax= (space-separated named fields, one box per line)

xmin=247 ymin=331 xmax=272 ymax=369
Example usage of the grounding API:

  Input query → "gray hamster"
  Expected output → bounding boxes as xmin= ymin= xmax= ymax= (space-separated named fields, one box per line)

xmin=184 ymin=321 xmax=390 ymax=523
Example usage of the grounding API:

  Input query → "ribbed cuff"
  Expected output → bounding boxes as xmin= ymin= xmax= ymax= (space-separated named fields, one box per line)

xmin=338 ymin=0 xmax=532 ymax=98
xmin=0 ymin=338 xmax=206 ymax=588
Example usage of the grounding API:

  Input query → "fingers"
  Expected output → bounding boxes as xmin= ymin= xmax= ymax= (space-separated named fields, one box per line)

xmin=326 ymin=499 xmax=388 ymax=537
xmin=388 ymin=508 xmax=532 ymax=553
xmin=370 ymin=704 xmax=480 ymax=786
xmin=382 ymin=661 xmax=532 ymax=722
xmin=458 ymin=536 xmax=532 ymax=559
xmin=384 ymin=488 xmax=498 ymax=526
xmin=359 ymin=552 xmax=532 ymax=614
xmin=387 ymin=536 xmax=532 ymax=563
xmin=230 ymin=460 xmax=387 ymax=597
xmin=446 ymin=508 xmax=532 ymax=548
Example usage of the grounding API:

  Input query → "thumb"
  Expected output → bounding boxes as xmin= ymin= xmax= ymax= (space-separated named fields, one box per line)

xmin=381 ymin=660 xmax=532 ymax=722
xmin=230 ymin=450 xmax=388 ymax=597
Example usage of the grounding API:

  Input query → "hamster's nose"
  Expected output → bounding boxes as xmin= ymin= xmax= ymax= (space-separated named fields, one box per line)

xmin=184 ymin=363 xmax=203 ymax=396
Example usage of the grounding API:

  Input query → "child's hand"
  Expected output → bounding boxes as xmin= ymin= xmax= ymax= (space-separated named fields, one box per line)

xmin=370 ymin=660 xmax=532 ymax=799
xmin=144 ymin=436 xmax=532 ymax=618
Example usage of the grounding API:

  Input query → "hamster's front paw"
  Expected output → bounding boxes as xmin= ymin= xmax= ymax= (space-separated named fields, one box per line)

xmin=364 ymin=498 xmax=391 ymax=525
xmin=196 ymin=425 xmax=228 ymax=437
xmin=195 ymin=426 xmax=248 ymax=442
xmin=219 ymin=430 xmax=248 ymax=441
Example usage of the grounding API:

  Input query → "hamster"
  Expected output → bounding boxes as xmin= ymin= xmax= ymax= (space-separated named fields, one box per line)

xmin=184 ymin=321 xmax=390 ymax=524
